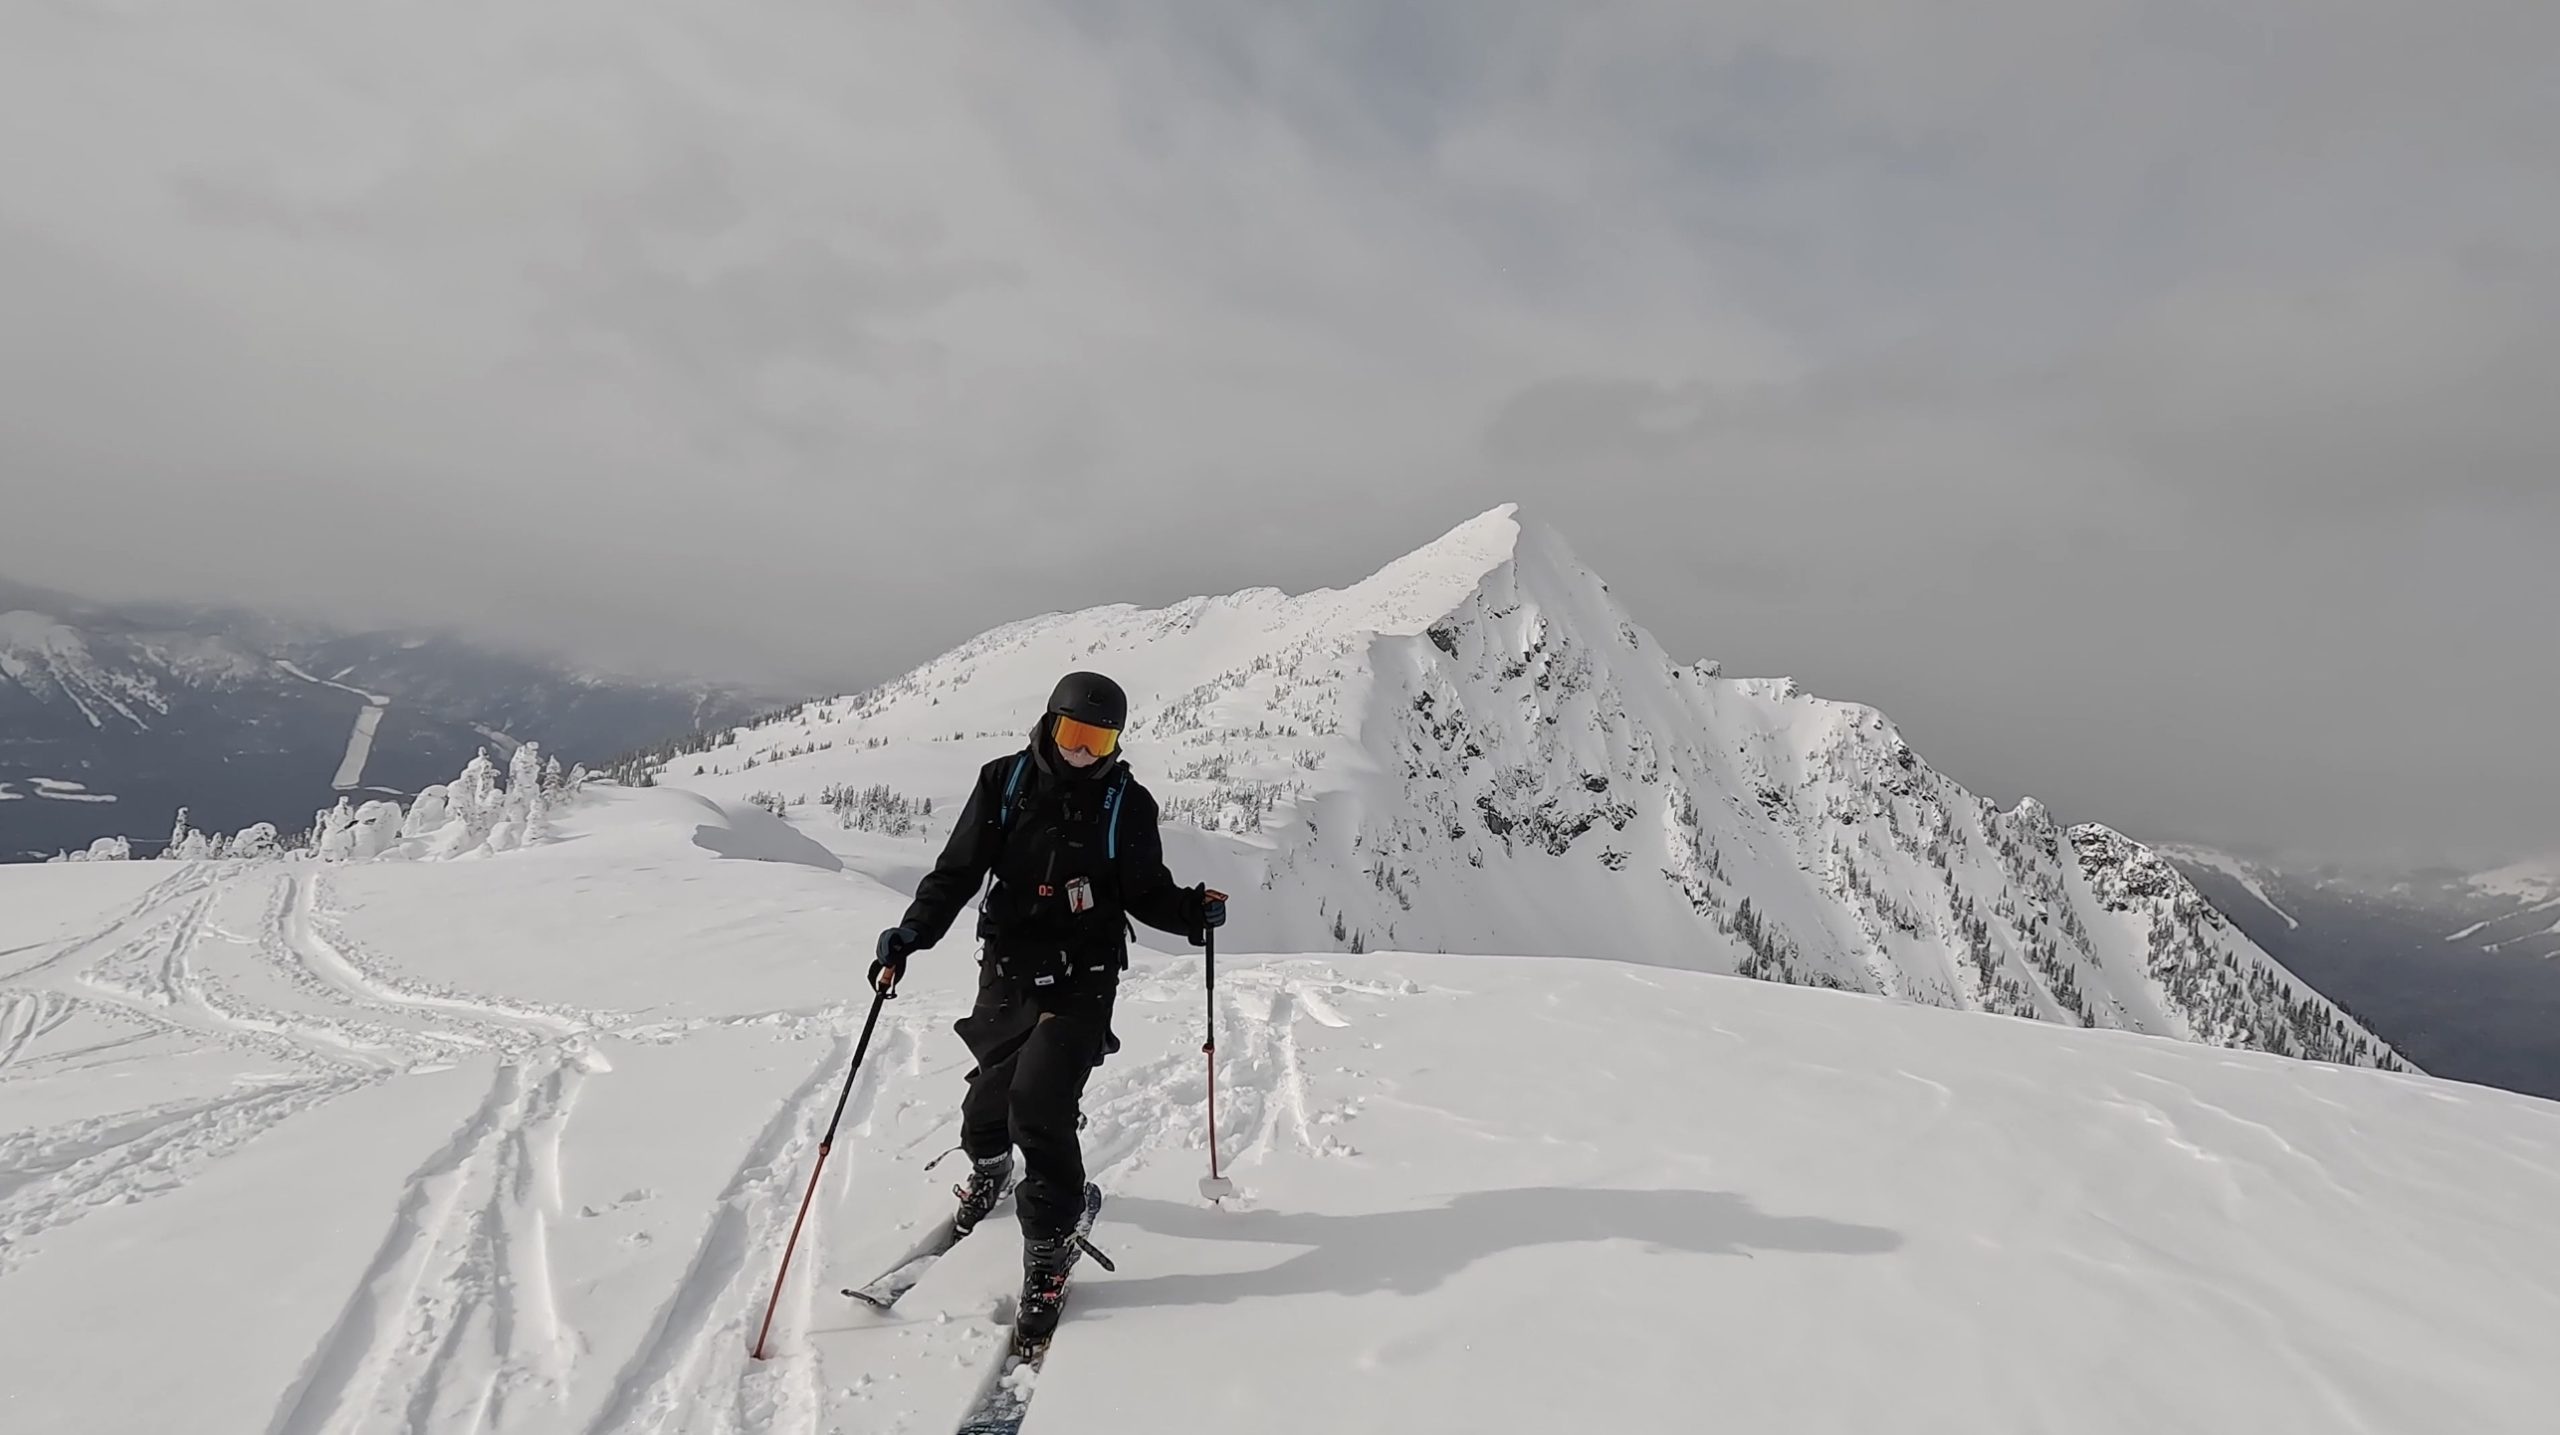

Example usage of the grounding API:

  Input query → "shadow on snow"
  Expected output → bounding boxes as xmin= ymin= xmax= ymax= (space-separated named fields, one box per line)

xmin=1078 ymin=1187 xmax=1901 ymax=1311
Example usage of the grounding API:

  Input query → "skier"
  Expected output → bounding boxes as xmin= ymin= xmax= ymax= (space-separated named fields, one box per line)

xmin=869 ymin=671 xmax=1226 ymax=1339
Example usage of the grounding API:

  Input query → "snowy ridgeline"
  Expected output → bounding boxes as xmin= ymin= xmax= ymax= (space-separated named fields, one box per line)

xmin=645 ymin=505 xmax=2409 ymax=1076
xmin=50 ymin=744 xmax=592 ymax=865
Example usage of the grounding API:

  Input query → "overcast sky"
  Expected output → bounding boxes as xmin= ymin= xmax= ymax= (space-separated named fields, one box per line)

xmin=2 ymin=1 xmax=2553 ymax=869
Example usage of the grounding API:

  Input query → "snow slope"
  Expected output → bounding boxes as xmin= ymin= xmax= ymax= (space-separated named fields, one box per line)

xmin=0 ymin=791 xmax=2554 ymax=1434
xmin=656 ymin=506 xmax=2400 ymax=1072
xmin=2461 ymin=857 xmax=2560 ymax=955
xmin=2470 ymin=855 xmax=2560 ymax=906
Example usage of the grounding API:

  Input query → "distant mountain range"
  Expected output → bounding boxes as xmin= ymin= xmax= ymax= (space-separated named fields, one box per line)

xmin=0 ymin=575 xmax=796 ymax=860
xmin=2161 ymin=845 xmax=2560 ymax=1099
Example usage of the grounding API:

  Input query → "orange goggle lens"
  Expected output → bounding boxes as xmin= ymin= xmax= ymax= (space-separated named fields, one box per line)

xmin=1053 ymin=714 xmax=1120 ymax=756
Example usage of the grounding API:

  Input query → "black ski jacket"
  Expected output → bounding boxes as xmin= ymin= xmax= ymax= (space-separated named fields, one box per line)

xmin=900 ymin=726 xmax=1203 ymax=965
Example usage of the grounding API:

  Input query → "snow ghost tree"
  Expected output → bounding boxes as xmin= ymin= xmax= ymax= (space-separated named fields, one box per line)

xmin=349 ymin=801 xmax=404 ymax=860
xmin=402 ymin=785 xmax=451 ymax=841
xmin=505 ymin=742 xmax=551 ymax=848
xmin=53 ymin=836 xmax=133 ymax=862
xmin=509 ymin=743 xmax=544 ymax=806
xmin=315 ymin=798 xmax=357 ymax=862
xmin=452 ymin=750 xmax=502 ymax=849
xmin=165 ymin=807 xmax=217 ymax=861
xmin=124 ymin=733 xmax=586 ymax=867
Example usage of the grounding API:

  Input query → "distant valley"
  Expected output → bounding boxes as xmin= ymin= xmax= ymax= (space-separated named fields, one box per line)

xmin=2164 ymin=846 xmax=2560 ymax=1099
xmin=0 ymin=575 xmax=795 ymax=860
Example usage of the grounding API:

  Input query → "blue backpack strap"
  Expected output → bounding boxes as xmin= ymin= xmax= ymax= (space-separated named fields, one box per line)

xmin=997 ymin=753 xmax=1030 ymax=830
xmin=1104 ymin=769 xmax=1130 ymax=859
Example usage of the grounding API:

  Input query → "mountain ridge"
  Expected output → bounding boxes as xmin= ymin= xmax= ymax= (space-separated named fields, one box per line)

xmin=645 ymin=505 xmax=2405 ymax=1073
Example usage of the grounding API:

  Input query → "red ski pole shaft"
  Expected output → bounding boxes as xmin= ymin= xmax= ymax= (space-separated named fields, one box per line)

xmin=752 ymin=982 xmax=890 ymax=1361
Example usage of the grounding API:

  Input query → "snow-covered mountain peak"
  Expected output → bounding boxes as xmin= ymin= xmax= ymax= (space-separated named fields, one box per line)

xmin=1296 ymin=502 xmax=1528 ymax=639
xmin=0 ymin=607 xmax=62 ymax=637
xmin=0 ymin=607 xmax=168 ymax=735
xmin=656 ymin=510 xmax=2402 ymax=1074
xmin=0 ymin=609 xmax=84 ymax=665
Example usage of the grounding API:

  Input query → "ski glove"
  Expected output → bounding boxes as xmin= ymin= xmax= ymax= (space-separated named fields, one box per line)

xmin=871 ymin=925 xmax=919 ymax=993
xmin=1188 ymin=888 xmax=1229 ymax=940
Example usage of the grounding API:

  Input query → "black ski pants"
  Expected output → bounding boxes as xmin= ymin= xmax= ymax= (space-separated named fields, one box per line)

xmin=953 ymin=950 xmax=1117 ymax=1240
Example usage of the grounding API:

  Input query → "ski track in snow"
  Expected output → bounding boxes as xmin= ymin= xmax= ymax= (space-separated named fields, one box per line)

xmin=0 ymin=862 xmax=646 ymax=1431
xmin=0 ymin=989 xmax=73 ymax=1077
xmin=3 ymin=865 xmax=218 ymax=983
xmin=7 ymin=868 xmax=1411 ymax=1435
xmin=70 ymin=872 xmax=350 ymax=1069
xmin=267 ymin=1053 xmax=592 ymax=1435
xmin=0 ymin=1078 xmax=348 ymax=1277
xmin=1224 ymin=968 xmax=1358 ymax=1165
xmin=1078 ymin=962 xmax=1367 ymax=1185
xmin=73 ymin=873 xmax=415 ymax=1079
xmin=290 ymin=875 xmax=612 ymax=1047
xmin=0 ymin=865 xmax=635 ymax=1351
xmin=579 ymin=1023 xmax=901 ymax=1435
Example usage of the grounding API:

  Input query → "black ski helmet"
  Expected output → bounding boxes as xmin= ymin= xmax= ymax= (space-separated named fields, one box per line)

xmin=1045 ymin=670 xmax=1128 ymax=731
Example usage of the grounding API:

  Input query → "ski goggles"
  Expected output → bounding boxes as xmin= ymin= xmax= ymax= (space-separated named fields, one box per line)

xmin=1052 ymin=713 xmax=1120 ymax=757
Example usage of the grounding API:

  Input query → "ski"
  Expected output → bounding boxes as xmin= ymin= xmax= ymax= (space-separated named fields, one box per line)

xmin=953 ymin=1184 xmax=1109 ymax=1435
xmin=843 ymin=1175 xmax=1019 ymax=1310
xmin=842 ymin=1216 xmax=963 ymax=1310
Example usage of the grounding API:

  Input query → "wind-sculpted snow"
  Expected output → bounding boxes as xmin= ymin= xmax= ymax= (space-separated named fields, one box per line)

xmin=657 ymin=505 xmax=2403 ymax=1073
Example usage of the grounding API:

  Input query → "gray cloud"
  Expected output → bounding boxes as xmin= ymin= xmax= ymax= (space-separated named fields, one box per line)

xmin=1 ymin=0 xmax=2553 ymax=867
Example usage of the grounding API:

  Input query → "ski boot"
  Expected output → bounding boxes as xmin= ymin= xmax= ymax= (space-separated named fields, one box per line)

xmin=1015 ymin=1231 xmax=1081 ymax=1352
xmin=951 ymin=1152 xmax=1013 ymax=1238
xmin=1014 ymin=1184 xmax=1109 ymax=1356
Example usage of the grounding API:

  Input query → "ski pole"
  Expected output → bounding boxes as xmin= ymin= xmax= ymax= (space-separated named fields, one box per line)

xmin=752 ymin=979 xmax=892 ymax=1361
xmin=1199 ymin=912 xmax=1235 ymax=1201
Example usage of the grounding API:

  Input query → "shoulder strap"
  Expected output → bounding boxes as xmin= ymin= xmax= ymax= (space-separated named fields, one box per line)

xmin=1103 ymin=768 xmax=1131 ymax=859
xmin=996 ymin=753 xmax=1031 ymax=831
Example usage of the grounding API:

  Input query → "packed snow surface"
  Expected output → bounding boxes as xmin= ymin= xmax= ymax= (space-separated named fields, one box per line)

xmin=3 ymin=787 xmax=2556 ymax=1434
